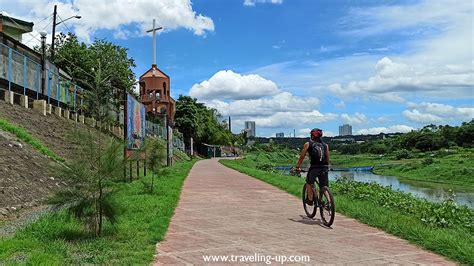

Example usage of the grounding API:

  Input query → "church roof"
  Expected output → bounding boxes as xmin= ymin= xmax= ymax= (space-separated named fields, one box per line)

xmin=140 ymin=64 xmax=170 ymax=80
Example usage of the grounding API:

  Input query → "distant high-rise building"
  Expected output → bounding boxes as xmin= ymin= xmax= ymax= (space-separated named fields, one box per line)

xmin=339 ymin=124 xmax=352 ymax=136
xmin=244 ymin=121 xmax=256 ymax=137
xmin=276 ymin=132 xmax=285 ymax=138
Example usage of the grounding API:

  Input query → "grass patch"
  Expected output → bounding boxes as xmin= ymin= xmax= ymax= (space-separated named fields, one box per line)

xmin=0 ymin=159 xmax=197 ymax=264
xmin=220 ymin=159 xmax=474 ymax=264
xmin=0 ymin=118 xmax=64 ymax=162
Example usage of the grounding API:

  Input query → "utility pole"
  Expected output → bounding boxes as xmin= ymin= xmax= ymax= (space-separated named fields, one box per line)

xmin=51 ymin=5 xmax=57 ymax=61
xmin=123 ymin=90 xmax=128 ymax=181
xmin=50 ymin=5 xmax=81 ymax=61
xmin=228 ymin=116 xmax=231 ymax=132
xmin=165 ymin=116 xmax=170 ymax=166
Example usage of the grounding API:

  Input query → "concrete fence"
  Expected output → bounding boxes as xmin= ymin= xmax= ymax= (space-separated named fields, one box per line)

xmin=0 ymin=39 xmax=84 ymax=112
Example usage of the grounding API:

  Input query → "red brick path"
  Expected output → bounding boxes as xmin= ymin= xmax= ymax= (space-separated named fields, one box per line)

xmin=154 ymin=158 xmax=453 ymax=265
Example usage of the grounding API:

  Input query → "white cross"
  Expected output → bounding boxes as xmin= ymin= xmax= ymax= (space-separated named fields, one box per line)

xmin=146 ymin=19 xmax=163 ymax=66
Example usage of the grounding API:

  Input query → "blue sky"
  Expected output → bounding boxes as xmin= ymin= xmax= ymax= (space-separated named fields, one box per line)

xmin=4 ymin=0 xmax=473 ymax=137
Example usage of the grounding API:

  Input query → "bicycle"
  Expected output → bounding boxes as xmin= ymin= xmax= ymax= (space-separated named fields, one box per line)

xmin=290 ymin=168 xmax=335 ymax=227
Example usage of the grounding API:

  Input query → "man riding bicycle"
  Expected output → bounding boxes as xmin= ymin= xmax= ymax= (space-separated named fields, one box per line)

xmin=295 ymin=128 xmax=330 ymax=206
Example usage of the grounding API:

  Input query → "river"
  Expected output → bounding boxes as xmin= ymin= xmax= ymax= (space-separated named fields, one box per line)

xmin=275 ymin=167 xmax=474 ymax=208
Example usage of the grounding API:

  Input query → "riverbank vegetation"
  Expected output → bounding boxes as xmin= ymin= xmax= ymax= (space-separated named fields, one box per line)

xmin=220 ymin=158 xmax=474 ymax=264
xmin=334 ymin=121 xmax=474 ymax=155
xmin=0 ymin=159 xmax=197 ymax=264
xmin=331 ymin=148 xmax=473 ymax=186
xmin=330 ymin=121 xmax=474 ymax=186
xmin=247 ymin=121 xmax=474 ymax=187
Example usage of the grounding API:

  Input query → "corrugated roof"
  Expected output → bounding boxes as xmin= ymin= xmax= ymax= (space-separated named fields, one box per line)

xmin=0 ymin=13 xmax=34 ymax=29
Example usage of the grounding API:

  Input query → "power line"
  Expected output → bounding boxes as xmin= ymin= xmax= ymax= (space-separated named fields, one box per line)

xmin=34 ymin=14 xmax=53 ymax=26
xmin=23 ymin=16 xmax=54 ymax=46
xmin=5 ymin=14 xmax=135 ymax=98
xmin=4 ymin=15 xmax=42 ymax=43
xmin=56 ymin=14 xmax=74 ymax=35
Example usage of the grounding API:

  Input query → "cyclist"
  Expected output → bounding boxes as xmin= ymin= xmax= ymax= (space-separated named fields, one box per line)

xmin=295 ymin=128 xmax=330 ymax=206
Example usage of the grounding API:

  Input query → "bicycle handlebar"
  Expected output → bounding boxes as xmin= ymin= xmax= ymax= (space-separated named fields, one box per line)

xmin=289 ymin=167 xmax=307 ymax=176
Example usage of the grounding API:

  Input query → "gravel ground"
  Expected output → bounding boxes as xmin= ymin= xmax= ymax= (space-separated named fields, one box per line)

xmin=0 ymin=205 xmax=52 ymax=236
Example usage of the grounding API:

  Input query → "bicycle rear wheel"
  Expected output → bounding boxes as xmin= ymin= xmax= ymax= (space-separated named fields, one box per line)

xmin=319 ymin=186 xmax=335 ymax=227
xmin=302 ymin=184 xmax=317 ymax=218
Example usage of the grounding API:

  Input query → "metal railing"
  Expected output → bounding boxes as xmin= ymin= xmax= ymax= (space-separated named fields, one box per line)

xmin=0 ymin=42 xmax=84 ymax=112
xmin=145 ymin=120 xmax=185 ymax=151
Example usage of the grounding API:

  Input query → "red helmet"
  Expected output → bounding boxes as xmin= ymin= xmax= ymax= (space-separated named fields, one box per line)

xmin=310 ymin=128 xmax=323 ymax=139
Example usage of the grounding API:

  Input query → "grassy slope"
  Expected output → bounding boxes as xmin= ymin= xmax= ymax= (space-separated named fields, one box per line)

xmin=220 ymin=159 xmax=473 ymax=264
xmin=0 ymin=160 xmax=197 ymax=264
xmin=331 ymin=149 xmax=474 ymax=186
xmin=0 ymin=118 xmax=64 ymax=162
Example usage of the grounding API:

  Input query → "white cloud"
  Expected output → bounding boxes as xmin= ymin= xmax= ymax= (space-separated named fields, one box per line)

xmin=253 ymin=55 xmax=378 ymax=96
xmin=402 ymin=110 xmax=442 ymax=124
xmin=133 ymin=79 xmax=140 ymax=95
xmin=334 ymin=101 xmax=345 ymax=109
xmin=251 ymin=1 xmax=473 ymax=105
xmin=244 ymin=0 xmax=283 ymax=7
xmin=191 ymin=70 xmax=338 ymax=133
xmin=324 ymin=131 xmax=335 ymax=137
xmin=296 ymin=128 xmax=335 ymax=138
xmin=329 ymin=1 xmax=474 ymax=100
xmin=252 ymin=111 xmax=337 ymax=128
xmin=340 ymin=112 xmax=368 ymax=125
xmin=403 ymin=102 xmax=474 ymax=124
xmin=205 ymin=92 xmax=318 ymax=117
xmin=357 ymin=125 xmax=415 ymax=135
xmin=204 ymin=91 xmax=338 ymax=129
xmin=297 ymin=128 xmax=311 ymax=136
xmin=189 ymin=70 xmax=280 ymax=101
xmin=5 ymin=0 xmax=214 ymax=43
xmin=329 ymin=56 xmax=473 ymax=98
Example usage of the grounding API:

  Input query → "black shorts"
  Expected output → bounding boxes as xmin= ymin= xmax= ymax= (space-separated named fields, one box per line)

xmin=306 ymin=166 xmax=329 ymax=189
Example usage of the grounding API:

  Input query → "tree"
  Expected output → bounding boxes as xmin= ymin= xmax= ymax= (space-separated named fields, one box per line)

xmin=174 ymin=95 xmax=233 ymax=147
xmin=147 ymin=139 xmax=166 ymax=193
xmin=49 ymin=63 xmax=123 ymax=236
xmin=50 ymin=132 xmax=124 ymax=236
xmin=50 ymin=33 xmax=136 ymax=123
xmin=174 ymin=95 xmax=199 ymax=146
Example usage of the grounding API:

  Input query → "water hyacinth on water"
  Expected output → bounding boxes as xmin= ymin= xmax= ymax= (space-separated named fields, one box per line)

xmin=332 ymin=179 xmax=474 ymax=230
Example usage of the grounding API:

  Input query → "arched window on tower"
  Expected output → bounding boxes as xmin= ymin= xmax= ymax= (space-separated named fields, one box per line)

xmin=155 ymin=90 xmax=161 ymax=101
xmin=163 ymin=82 xmax=167 ymax=96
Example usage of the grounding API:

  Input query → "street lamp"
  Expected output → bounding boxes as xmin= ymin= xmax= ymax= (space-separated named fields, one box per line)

xmin=40 ymin=30 xmax=47 ymax=96
xmin=51 ymin=4 xmax=81 ymax=61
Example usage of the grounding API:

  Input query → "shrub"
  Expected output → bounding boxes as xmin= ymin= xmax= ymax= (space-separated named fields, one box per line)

xmin=256 ymin=163 xmax=276 ymax=172
xmin=422 ymin=157 xmax=434 ymax=165
xmin=393 ymin=149 xmax=412 ymax=160
xmin=332 ymin=179 xmax=473 ymax=230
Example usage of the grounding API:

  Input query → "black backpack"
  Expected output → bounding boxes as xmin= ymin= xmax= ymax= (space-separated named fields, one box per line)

xmin=308 ymin=140 xmax=328 ymax=165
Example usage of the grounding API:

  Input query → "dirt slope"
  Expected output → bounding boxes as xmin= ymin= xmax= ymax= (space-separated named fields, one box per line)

xmin=0 ymin=129 xmax=62 ymax=217
xmin=0 ymin=101 xmax=96 ymax=160
xmin=0 ymin=101 xmax=106 ymax=220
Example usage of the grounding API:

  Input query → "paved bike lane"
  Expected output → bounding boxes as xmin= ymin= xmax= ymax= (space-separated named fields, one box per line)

xmin=154 ymin=158 xmax=453 ymax=265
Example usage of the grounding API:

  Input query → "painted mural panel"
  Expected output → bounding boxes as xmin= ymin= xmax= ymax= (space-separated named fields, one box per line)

xmin=127 ymin=94 xmax=146 ymax=150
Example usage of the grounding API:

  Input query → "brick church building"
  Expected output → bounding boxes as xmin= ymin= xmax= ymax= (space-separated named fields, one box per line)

xmin=139 ymin=64 xmax=175 ymax=124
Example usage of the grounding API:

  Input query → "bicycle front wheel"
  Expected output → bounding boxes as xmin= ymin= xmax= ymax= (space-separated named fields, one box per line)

xmin=319 ymin=186 xmax=335 ymax=227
